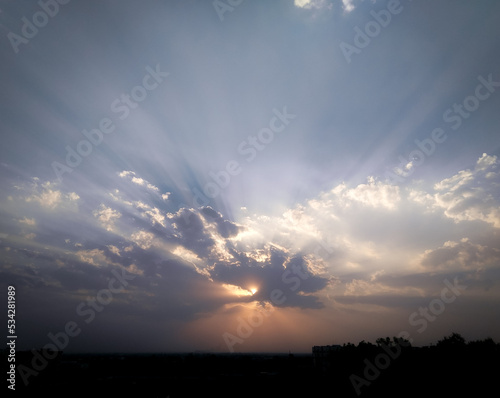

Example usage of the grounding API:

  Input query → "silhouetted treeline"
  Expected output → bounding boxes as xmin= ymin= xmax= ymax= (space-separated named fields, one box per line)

xmin=313 ymin=333 xmax=500 ymax=396
xmin=3 ymin=333 xmax=499 ymax=397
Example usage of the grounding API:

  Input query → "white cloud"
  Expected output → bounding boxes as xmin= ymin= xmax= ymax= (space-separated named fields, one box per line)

xmin=147 ymin=183 xmax=159 ymax=192
xmin=434 ymin=169 xmax=474 ymax=192
xmin=131 ymin=176 xmax=146 ymax=186
xmin=228 ymin=157 xmax=500 ymax=288
xmin=76 ymin=249 xmax=110 ymax=267
xmin=333 ymin=176 xmax=401 ymax=210
xmin=230 ymin=177 xmax=406 ymax=280
xmin=34 ymin=188 xmax=61 ymax=208
xmin=118 ymin=170 xmax=135 ymax=178
xmin=412 ymin=153 xmax=500 ymax=227
xmin=76 ymin=249 xmax=125 ymax=268
xmin=109 ymin=189 xmax=133 ymax=206
xmin=294 ymin=0 xmax=332 ymax=10
xmin=295 ymin=0 xmax=313 ymax=8
xmin=107 ymin=245 xmax=121 ymax=256
xmin=93 ymin=204 xmax=122 ymax=231
xmin=119 ymin=170 xmax=160 ymax=193
xmin=68 ymin=192 xmax=80 ymax=201
xmin=342 ymin=0 xmax=355 ymax=13
xmin=19 ymin=217 xmax=36 ymax=226
xmin=294 ymin=0 xmax=357 ymax=13
xmin=24 ymin=180 xmax=79 ymax=210
xmin=476 ymin=152 xmax=498 ymax=172
xmin=145 ymin=207 xmax=166 ymax=227
xmin=130 ymin=230 xmax=155 ymax=250
xmin=22 ymin=178 xmax=80 ymax=210
xmin=132 ymin=201 xmax=166 ymax=227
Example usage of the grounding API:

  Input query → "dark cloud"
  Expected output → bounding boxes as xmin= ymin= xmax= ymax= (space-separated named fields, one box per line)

xmin=0 ymin=236 xmax=233 ymax=352
xmin=200 ymin=206 xmax=241 ymax=238
xmin=211 ymin=245 xmax=329 ymax=309
xmin=169 ymin=208 xmax=215 ymax=257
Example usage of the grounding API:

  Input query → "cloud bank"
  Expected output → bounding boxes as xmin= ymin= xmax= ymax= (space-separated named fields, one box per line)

xmin=1 ymin=153 xmax=499 ymax=351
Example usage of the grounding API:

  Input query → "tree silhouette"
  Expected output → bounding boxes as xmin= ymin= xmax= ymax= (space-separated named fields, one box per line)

xmin=376 ymin=336 xmax=412 ymax=348
xmin=437 ymin=332 xmax=466 ymax=348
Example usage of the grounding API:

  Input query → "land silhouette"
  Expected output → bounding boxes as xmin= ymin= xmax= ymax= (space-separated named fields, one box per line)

xmin=4 ymin=333 xmax=498 ymax=397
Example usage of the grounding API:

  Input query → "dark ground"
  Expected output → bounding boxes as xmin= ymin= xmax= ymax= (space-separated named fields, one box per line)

xmin=4 ymin=336 xmax=500 ymax=397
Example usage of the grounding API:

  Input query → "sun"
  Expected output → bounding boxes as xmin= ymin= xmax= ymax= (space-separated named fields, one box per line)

xmin=222 ymin=284 xmax=258 ymax=297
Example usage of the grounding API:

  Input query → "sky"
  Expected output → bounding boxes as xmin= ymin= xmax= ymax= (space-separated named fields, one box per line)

xmin=0 ymin=0 xmax=499 ymax=354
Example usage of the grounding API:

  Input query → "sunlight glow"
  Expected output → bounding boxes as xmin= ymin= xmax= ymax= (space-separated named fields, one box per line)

xmin=223 ymin=283 xmax=254 ymax=297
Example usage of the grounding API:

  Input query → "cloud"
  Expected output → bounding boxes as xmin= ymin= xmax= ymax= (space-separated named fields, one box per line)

xmin=168 ymin=208 xmax=216 ymax=258
xmin=144 ymin=206 xmax=166 ymax=227
xmin=210 ymin=245 xmax=330 ymax=309
xmin=421 ymin=238 xmax=500 ymax=272
xmin=93 ymin=204 xmax=122 ymax=231
xmin=118 ymin=170 xmax=134 ymax=178
xmin=2 ymin=153 xmax=499 ymax=351
xmin=131 ymin=176 xmax=159 ymax=192
xmin=339 ymin=273 xmax=425 ymax=305
xmin=0 ymin=0 xmax=498 ymax=353
xmin=27 ymin=186 xmax=61 ymax=208
xmin=130 ymin=230 xmax=155 ymax=250
xmin=24 ymin=180 xmax=79 ymax=210
xmin=107 ymin=245 xmax=121 ymax=256
xmin=223 ymin=155 xmax=500 ymax=302
xmin=411 ymin=154 xmax=500 ymax=227
xmin=76 ymin=249 xmax=115 ymax=267
xmin=201 ymin=206 xmax=241 ymax=238
xmin=294 ymin=0 xmax=356 ymax=13
xmin=133 ymin=201 xmax=166 ymax=227
xmin=19 ymin=217 xmax=36 ymax=226
xmin=118 ymin=170 xmax=168 ymax=196
xmin=294 ymin=0 xmax=332 ymax=10
xmin=341 ymin=0 xmax=356 ymax=13
xmin=332 ymin=176 xmax=400 ymax=210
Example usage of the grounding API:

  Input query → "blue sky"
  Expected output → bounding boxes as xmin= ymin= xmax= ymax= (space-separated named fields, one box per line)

xmin=1 ymin=0 xmax=500 ymax=354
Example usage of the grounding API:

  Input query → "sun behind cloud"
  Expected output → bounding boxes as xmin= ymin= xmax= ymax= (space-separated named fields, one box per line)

xmin=223 ymin=283 xmax=254 ymax=297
